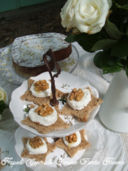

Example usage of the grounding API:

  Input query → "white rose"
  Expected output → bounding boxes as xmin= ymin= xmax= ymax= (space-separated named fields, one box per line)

xmin=60 ymin=0 xmax=79 ymax=31
xmin=60 ymin=0 xmax=112 ymax=34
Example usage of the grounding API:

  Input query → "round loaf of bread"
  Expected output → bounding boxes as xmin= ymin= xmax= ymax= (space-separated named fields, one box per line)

xmin=11 ymin=33 xmax=72 ymax=77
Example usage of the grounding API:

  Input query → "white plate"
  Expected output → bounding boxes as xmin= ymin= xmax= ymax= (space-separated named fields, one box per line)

xmin=0 ymin=33 xmax=79 ymax=85
xmin=14 ymin=120 xmax=105 ymax=169
xmin=10 ymin=71 xmax=100 ymax=137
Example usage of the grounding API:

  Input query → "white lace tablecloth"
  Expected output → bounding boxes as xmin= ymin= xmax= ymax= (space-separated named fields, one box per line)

xmin=0 ymin=42 xmax=128 ymax=171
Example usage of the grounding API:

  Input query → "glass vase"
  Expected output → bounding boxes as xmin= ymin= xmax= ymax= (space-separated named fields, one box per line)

xmin=99 ymin=70 xmax=128 ymax=133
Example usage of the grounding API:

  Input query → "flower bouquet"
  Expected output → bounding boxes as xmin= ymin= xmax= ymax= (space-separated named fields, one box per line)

xmin=60 ymin=0 xmax=128 ymax=76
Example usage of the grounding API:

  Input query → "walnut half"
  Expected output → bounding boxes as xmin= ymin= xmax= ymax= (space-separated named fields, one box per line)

xmin=35 ymin=104 xmax=53 ymax=116
xmin=29 ymin=136 xmax=44 ymax=148
xmin=34 ymin=80 xmax=49 ymax=92
xmin=69 ymin=88 xmax=84 ymax=101
xmin=65 ymin=133 xmax=77 ymax=143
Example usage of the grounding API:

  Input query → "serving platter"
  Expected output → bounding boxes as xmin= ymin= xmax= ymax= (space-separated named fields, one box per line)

xmin=10 ymin=71 xmax=101 ymax=137
xmin=15 ymin=120 xmax=105 ymax=169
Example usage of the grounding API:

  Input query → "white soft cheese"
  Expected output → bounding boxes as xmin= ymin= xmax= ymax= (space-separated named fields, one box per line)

xmin=26 ymin=137 xmax=47 ymax=154
xmin=30 ymin=80 xmax=51 ymax=98
xmin=63 ymin=131 xmax=81 ymax=148
xmin=67 ymin=88 xmax=91 ymax=110
xmin=28 ymin=106 xmax=58 ymax=126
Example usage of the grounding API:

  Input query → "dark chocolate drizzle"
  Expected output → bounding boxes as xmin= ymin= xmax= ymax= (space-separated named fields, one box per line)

xmin=43 ymin=49 xmax=61 ymax=106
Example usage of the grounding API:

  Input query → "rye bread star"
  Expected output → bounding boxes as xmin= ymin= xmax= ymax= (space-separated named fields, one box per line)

xmin=21 ymin=137 xmax=55 ymax=162
xmin=55 ymin=130 xmax=90 ymax=158
xmin=21 ymin=79 xmax=65 ymax=105
xmin=21 ymin=115 xmax=70 ymax=134
xmin=60 ymin=88 xmax=103 ymax=122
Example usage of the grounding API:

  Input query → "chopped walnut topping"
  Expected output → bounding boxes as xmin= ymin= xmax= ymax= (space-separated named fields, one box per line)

xmin=29 ymin=136 xmax=44 ymax=149
xmin=65 ymin=133 xmax=77 ymax=143
xmin=69 ymin=88 xmax=84 ymax=101
xmin=34 ymin=80 xmax=49 ymax=92
xmin=35 ymin=104 xmax=53 ymax=116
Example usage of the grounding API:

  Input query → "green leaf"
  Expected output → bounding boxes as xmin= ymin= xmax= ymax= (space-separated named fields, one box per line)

xmin=92 ymin=39 xmax=117 ymax=51
xmin=66 ymin=33 xmax=104 ymax=52
xmin=105 ymin=20 xmax=123 ymax=39
xmin=24 ymin=105 xmax=30 ymax=113
xmin=115 ymin=3 xmax=128 ymax=10
xmin=59 ymin=98 xmax=67 ymax=105
xmin=94 ymin=51 xmax=123 ymax=73
xmin=0 ymin=100 xmax=8 ymax=114
xmin=94 ymin=51 xmax=110 ymax=68
xmin=65 ymin=34 xmax=76 ymax=42
xmin=102 ymin=66 xmax=122 ymax=74
xmin=111 ymin=38 xmax=128 ymax=57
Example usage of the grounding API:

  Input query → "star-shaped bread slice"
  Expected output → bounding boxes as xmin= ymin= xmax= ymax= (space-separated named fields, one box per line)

xmin=21 ymin=137 xmax=55 ymax=162
xmin=60 ymin=88 xmax=103 ymax=122
xmin=55 ymin=130 xmax=90 ymax=158
xmin=21 ymin=114 xmax=70 ymax=134
xmin=21 ymin=79 xmax=65 ymax=105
